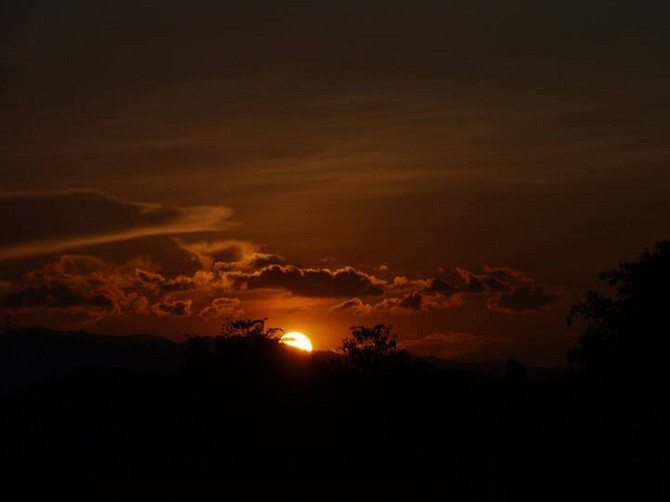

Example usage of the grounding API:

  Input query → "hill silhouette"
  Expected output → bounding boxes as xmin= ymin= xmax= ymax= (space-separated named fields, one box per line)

xmin=0 ymin=326 xmax=182 ymax=394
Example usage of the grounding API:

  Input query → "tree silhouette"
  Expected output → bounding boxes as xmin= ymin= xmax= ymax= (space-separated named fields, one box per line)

xmin=184 ymin=318 xmax=283 ymax=371
xmin=220 ymin=318 xmax=283 ymax=340
xmin=567 ymin=241 xmax=670 ymax=383
xmin=341 ymin=324 xmax=411 ymax=371
xmin=342 ymin=324 xmax=397 ymax=356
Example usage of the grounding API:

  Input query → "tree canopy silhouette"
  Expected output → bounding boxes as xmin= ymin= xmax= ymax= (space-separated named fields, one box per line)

xmin=341 ymin=324 xmax=411 ymax=371
xmin=568 ymin=241 xmax=670 ymax=383
xmin=220 ymin=318 xmax=283 ymax=340
xmin=185 ymin=318 xmax=284 ymax=372
xmin=342 ymin=324 xmax=397 ymax=356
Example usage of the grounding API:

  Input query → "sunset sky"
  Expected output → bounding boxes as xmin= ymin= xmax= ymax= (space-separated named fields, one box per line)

xmin=1 ymin=1 xmax=669 ymax=365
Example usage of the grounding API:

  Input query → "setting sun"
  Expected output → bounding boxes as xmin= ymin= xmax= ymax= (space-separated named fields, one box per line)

xmin=280 ymin=332 xmax=313 ymax=352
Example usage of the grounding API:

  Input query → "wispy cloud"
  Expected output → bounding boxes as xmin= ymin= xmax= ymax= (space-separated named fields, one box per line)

xmin=0 ymin=191 xmax=235 ymax=261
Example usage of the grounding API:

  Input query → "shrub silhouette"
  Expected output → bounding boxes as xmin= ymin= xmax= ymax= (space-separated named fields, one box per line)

xmin=568 ymin=241 xmax=670 ymax=384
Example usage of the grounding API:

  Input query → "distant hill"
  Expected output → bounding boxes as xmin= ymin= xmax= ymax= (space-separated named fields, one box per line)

xmin=0 ymin=326 xmax=183 ymax=394
xmin=0 ymin=326 xmax=565 ymax=394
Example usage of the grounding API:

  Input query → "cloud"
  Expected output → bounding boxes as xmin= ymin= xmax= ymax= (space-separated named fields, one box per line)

xmin=0 ymin=255 xmax=208 ymax=322
xmin=1 ymin=255 xmax=149 ymax=317
xmin=3 ymin=282 xmax=116 ymax=311
xmin=329 ymin=264 xmax=562 ymax=316
xmin=244 ymin=253 xmax=286 ymax=270
xmin=378 ymin=290 xmax=463 ymax=315
xmin=330 ymin=297 xmax=374 ymax=315
xmin=152 ymin=298 xmax=192 ymax=317
xmin=456 ymin=266 xmax=560 ymax=313
xmin=386 ymin=276 xmax=430 ymax=292
xmin=134 ymin=269 xmax=197 ymax=292
xmin=423 ymin=278 xmax=457 ymax=296
xmin=456 ymin=266 xmax=516 ymax=293
xmin=331 ymin=290 xmax=463 ymax=316
xmin=330 ymin=277 xmax=461 ymax=316
xmin=225 ymin=265 xmax=385 ymax=298
xmin=213 ymin=252 xmax=286 ymax=272
xmin=176 ymin=239 xmax=255 ymax=269
xmin=199 ymin=297 xmax=244 ymax=319
xmin=0 ymin=233 xmax=564 ymax=331
xmin=488 ymin=284 xmax=558 ymax=313
xmin=374 ymin=291 xmax=425 ymax=314
xmin=0 ymin=191 xmax=234 ymax=261
xmin=176 ymin=239 xmax=286 ymax=271
xmin=0 ymin=252 xmax=292 ymax=326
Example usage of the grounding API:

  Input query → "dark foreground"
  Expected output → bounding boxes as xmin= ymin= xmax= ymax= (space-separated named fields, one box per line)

xmin=1 ymin=327 xmax=667 ymax=497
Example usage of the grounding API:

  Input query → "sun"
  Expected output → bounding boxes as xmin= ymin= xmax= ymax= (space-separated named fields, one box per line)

xmin=280 ymin=332 xmax=313 ymax=352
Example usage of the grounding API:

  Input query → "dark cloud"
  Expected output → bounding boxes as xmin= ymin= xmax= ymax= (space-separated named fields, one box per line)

xmin=457 ymin=266 xmax=560 ymax=313
xmin=0 ymin=191 xmax=233 ymax=261
xmin=374 ymin=289 xmax=463 ymax=315
xmin=331 ymin=287 xmax=462 ymax=316
xmin=0 ymin=255 xmax=207 ymax=322
xmin=424 ymin=278 xmax=456 ymax=296
xmin=456 ymin=267 xmax=514 ymax=293
xmin=330 ymin=265 xmax=561 ymax=316
xmin=398 ymin=291 xmax=423 ymax=310
xmin=152 ymin=298 xmax=192 ymax=317
xmin=199 ymin=297 xmax=244 ymax=319
xmin=226 ymin=265 xmax=385 ymax=298
xmin=376 ymin=276 xmax=459 ymax=314
xmin=1 ymin=255 xmax=146 ymax=316
xmin=330 ymin=297 xmax=373 ymax=315
xmin=3 ymin=283 xmax=116 ymax=310
xmin=367 ymin=293 xmax=426 ymax=315
xmin=0 ymin=191 xmax=177 ymax=245
xmin=489 ymin=284 xmax=558 ymax=313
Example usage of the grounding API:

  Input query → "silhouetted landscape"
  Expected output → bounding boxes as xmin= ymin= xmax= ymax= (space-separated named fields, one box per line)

xmin=2 ymin=243 xmax=668 ymax=496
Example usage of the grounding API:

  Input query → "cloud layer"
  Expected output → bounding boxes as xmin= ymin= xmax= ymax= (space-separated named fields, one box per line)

xmin=1 ymin=250 xmax=562 ymax=327
xmin=0 ymin=255 xmax=232 ymax=324
xmin=330 ymin=266 xmax=560 ymax=316
xmin=224 ymin=265 xmax=386 ymax=298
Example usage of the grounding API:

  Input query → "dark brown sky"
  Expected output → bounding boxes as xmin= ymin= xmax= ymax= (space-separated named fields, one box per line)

xmin=1 ymin=1 xmax=669 ymax=365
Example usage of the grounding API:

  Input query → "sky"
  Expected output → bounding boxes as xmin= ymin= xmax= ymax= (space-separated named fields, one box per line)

xmin=1 ymin=0 xmax=669 ymax=366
